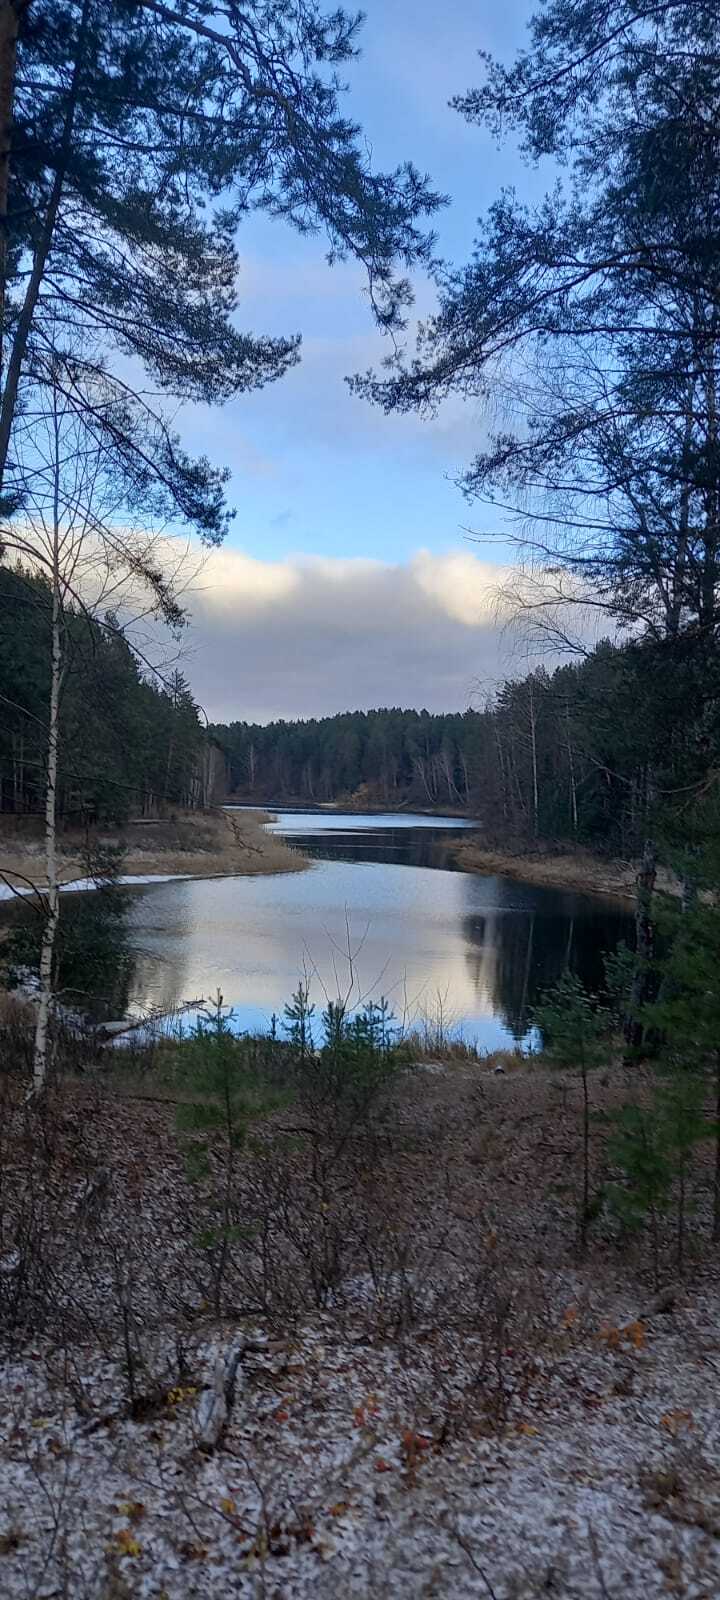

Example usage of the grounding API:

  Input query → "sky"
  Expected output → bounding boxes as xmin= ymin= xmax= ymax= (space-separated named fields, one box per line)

xmin=178 ymin=0 xmax=541 ymax=724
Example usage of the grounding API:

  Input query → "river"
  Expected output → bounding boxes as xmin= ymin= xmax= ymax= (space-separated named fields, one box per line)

xmin=92 ymin=810 xmax=633 ymax=1050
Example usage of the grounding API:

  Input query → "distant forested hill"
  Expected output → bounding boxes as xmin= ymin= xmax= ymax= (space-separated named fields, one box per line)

xmin=213 ymin=707 xmax=480 ymax=812
xmin=212 ymin=632 xmax=720 ymax=859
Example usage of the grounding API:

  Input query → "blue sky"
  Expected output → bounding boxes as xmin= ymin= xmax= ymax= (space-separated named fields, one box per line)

xmin=177 ymin=1 xmax=548 ymax=721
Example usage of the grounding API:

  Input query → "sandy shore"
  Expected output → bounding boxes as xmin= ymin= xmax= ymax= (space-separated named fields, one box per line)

xmin=451 ymin=838 xmax=679 ymax=903
xmin=0 ymin=806 xmax=306 ymax=891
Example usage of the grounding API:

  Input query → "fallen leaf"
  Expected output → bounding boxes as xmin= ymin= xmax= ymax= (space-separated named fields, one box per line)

xmin=118 ymin=1501 xmax=145 ymax=1524
xmin=660 ymin=1409 xmax=694 ymax=1436
xmin=113 ymin=1528 xmax=142 ymax=1558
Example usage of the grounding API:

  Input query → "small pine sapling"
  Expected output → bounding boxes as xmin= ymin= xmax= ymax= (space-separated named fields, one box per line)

xmin=283 ymin=981 xmax=315 ymax=1064
xmin=603 ymin=942 xmax=636 ymax=1030
xmin=644 ymin=895 xmax=720 ymax=1241
xmin=655 ymin=1071 xmax=707 ymax=1274
xmin=607 ymin=1103 xmax=673 ymax=1286
xmin=533 ymin=973 xmax=608 ymax=1250
xmin=175 ymin=992 xmax=281 ymax=1315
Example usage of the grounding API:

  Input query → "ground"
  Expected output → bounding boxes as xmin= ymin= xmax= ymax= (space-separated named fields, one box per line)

xmin=0 ymin=807 xmax=304 ymax=891
xmin=0 ymin=1056 xmax=718 ymax=1598
xmin=451 ymin=840 xmax=681 ymax=904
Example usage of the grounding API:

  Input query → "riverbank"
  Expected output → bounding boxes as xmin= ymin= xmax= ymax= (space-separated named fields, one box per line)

xmin=0 ymin=807 xmax=306 ymax=890
xmin=0 ymin=1050 xmax=718 ymax=1597
xmin=451 ymin=839 xmax=679 ymax=903
xmin=225 ymin=794 xmax=475 ymax=820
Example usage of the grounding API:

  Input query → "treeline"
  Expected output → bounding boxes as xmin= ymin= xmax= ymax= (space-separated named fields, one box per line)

xmin=0 ymin=564 xmax=216 ymax=823
xmin=214 ymin=628 xmax=720 ymax=859
xmin=212 ymin=707 xmax=482 ymax=811
xmin=473 ymin=634 xmax=720 ymax=859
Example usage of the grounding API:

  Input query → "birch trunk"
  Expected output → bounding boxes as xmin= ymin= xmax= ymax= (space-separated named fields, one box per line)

xmin=528 ymin=678 xmax=539 ymax=837
xmin=31 ymin=565 xmax=61 ymax=1095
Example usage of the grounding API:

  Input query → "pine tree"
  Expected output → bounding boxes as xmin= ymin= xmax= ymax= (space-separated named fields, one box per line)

xmin=354 ymin=0 xmax=720 ymax=651
xmin=533 ymin=972 xmax=608 ymax=1249
xmin=645 ymin=893 xmax=720 ymax=1241
xmin=0 ymin=0 xmax=441 ymax=532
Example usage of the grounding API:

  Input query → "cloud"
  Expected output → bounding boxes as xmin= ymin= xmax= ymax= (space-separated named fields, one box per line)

xmin=411 ymin=550 xmax=505 ymax=628
xmin=174 ymin=544 xmax=523 ymax=722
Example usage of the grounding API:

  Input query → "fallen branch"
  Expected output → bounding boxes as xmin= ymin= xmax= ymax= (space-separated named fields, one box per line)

xmin=195 ymin=1341 xmax=244 ymax=1452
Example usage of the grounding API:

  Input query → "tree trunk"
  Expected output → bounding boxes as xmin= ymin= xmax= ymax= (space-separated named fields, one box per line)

xmin=624 ymin=841 xmax=657 ymax=1056
xmin=528 ymin=679 xmax=539 ymax=837
xmin=0 ymin=0 xmax=89 ymax=493
xmin=713 ymin=1051 xmax=720 ymax=1245
xmin=580 ymin=1059 xmax=589 ymax=1252
xmin=31 ymin=562 xmax=62 ymax=1096
xmin=566 ymin=701 xmax=578 ymax=835
xmin=0 ymin=0 xmax=21 ymax=385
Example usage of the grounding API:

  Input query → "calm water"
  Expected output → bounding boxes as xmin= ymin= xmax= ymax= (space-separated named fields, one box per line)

xmin=108 ymin=811 xmax=633 ymax=1050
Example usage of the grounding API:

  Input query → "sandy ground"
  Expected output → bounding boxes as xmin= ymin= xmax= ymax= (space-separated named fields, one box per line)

xmin=452 ymin=840 xmax=680 ymax=903
xmin=0 ymin=807 xmax=305 ymax=891
xmin=0 ymin=1055 xmax=718 ymax=1597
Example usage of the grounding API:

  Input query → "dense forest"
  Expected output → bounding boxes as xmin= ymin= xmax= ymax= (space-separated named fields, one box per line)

xmin=213 ymin=627 xmax=720 ymax=860
xmin=0 ymin=563 xmax=217 ymax=823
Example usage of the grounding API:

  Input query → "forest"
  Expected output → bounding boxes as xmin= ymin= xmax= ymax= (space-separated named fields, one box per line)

xmin=1 ymin=3 xmax=720 ymax=1594
xmin=214 ymin=626 xmax=720 ymax=860
xmin=0 ymin=563 xmax=212 ymax=821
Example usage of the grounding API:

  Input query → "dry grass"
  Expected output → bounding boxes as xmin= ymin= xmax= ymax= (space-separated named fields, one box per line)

xmin=0 ymin=806 xmax=306 ymax=889
xmin=452 ymin=840 xmax=681 ymax=902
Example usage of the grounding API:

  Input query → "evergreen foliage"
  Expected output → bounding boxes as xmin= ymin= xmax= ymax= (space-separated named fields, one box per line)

xmin=175 ymin=992 xmax=284 ymax=1315
xmin=533 ymin=972 xmax=608 ymax=1248
xmin=212 ymin=632 xmax=720 ymax=859
xmin=4 ymin=838 xmax=134 ymax=1020
xmin=0 ymin=0 xmax=441 ymax=531
xmin=642 ymin=882 xmax=720 ymax=1241
xmin=354 ymin=0 xmax=720 ymax=654
xmin=0 ymin=561 xmax=209 ymax=819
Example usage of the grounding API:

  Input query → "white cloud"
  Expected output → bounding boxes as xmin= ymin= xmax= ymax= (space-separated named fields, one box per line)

xmin=191 ymin=549 xmax=300 ymax=616
xmin=174 ymin=544 xmax=522 ymax=722
xmin=411 ymin=549 xmax=509 ymax=628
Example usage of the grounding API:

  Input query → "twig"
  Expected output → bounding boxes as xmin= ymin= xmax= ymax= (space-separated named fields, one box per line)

xmin=453 ymin=1525 xmax=499 ymax=1599
xmin=587 ymin=1522 xmax=613 ymax=1599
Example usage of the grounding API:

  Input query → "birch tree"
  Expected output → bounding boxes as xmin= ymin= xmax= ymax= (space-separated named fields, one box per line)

xmin=4 ymin=382 xmax=188 ymax=1094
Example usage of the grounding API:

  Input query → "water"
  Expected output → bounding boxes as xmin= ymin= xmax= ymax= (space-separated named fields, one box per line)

xmin=108 ymin=811 xmax=632 ymax=1050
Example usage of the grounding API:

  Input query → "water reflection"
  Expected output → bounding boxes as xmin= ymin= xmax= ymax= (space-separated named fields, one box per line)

xmin=461 ymin=892 xmax=631 ymax=1042
xmin=113 ymin=816 xmax=633 ymax=1049
xmin=1 ymin=814 xmax=633 ymax=1048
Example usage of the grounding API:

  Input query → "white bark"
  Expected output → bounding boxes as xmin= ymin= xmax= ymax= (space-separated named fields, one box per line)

xmin=196 ymin=1341 xmax=244 ymax=1451
xmin=31 ymin=576 xmax=61 ymax=1094
xmin=528 ymin=678 xmax=539 ymax=837
xmin=31 ymin=415 xmax=63 ymax=1097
